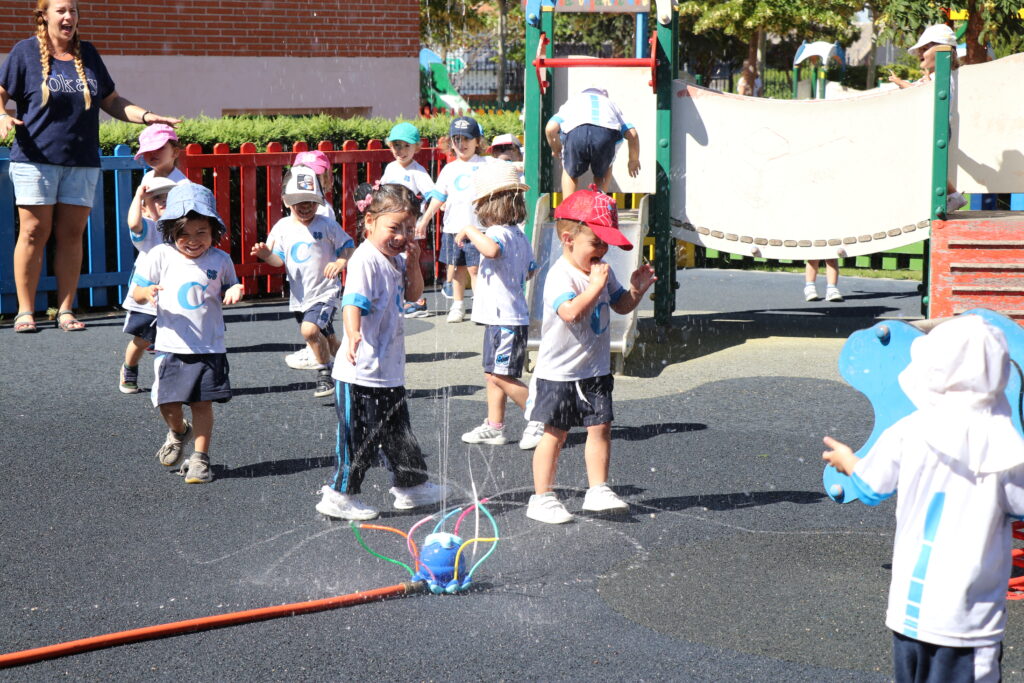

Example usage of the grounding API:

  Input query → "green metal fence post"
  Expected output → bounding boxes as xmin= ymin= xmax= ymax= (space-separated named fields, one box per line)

xmin=652 ymin=5 xmax=678 ymax=324
xmin=791 ymin=65 xmax=799 ymax=99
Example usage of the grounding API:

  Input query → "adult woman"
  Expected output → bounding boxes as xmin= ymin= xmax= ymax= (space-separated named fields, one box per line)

xmin=0 ymin=0 xmax=180 ymax=332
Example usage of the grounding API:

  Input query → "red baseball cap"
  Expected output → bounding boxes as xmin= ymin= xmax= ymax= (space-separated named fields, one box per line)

xmin=553 ymin=186 xmax=632 ymax=250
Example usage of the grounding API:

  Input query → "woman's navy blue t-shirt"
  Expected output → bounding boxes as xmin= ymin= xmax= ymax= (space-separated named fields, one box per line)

xmin=0 ymin=38 xmax=115 ymax=167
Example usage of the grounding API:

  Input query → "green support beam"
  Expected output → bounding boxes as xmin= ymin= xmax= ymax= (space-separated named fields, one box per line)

xmin=651 ymin=9 xmax=678 ymax=324
xmin=925 ymin=46 xmax=953 ymax=317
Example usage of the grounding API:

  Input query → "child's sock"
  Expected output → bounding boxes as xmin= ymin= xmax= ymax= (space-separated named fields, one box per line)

xmin=487 ymin=420 xmax=504 ymax=430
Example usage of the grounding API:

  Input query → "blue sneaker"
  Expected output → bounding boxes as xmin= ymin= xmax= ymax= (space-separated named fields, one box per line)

xmin=404 ymin=300 xmax=428 ymax=318
xmin=441 ymin=281 xmax=454 ymax=299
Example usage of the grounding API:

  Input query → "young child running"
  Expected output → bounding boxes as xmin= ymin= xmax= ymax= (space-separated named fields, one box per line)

xmin=133 ymin=182 xmax=243 ymax=484
xmin=545 ymin=86 xmax=640 ymax=196
xmin=252 ymin=165 xmax=353 ymax=397
xmin=382 ymin=122 xmax=434 ymax=318
xmin=118 ymin=176 xmax=176 ymax=394
xmin=417 ymin=116 xmax=490 ymax=323
xmin=134 ymin=123 xmax=186 ymax=184
xmin=455 ymin=161 xmax=545 ymax=450
xmin=317 ymin=183 xmax=447 ymax=520
xmin=525 ymin=187 xmax=656 ymax=523
xmin=823 ymin=314 xmax=1024 ymax=683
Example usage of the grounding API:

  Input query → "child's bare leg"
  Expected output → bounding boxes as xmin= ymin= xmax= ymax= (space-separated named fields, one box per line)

xmin=804 ymin=260 xmax=820 ymax=284
xmin=189 ymin=401 xmax=214 ymax=454
xmin=467 ymin=265 xmax=478 ymax=293
xmin=533 ymin=425 xmax=567 ymax=494
xmin=325 ymin=332 xmax=341 ymax=358
xmin=486 ymin=373 xmax=528 ymax=424
xmin=159 ymin=403 xmax=188 ymax=434
xmin=560 ymin=171 xmax=577 ymax=197
xmin=301 ymin=321 xmax=330 ymax=365
xmin=597 ymin=167 xmax=614 ymax=193
xmin=124 ymin=335 xmax=150 ymax=368
xmin=452 ymin=266 xmax=467 ymax=302
xmin=824 ymin=259 xmax=839 ymax=287
xmin=445 ymin=262 xmax=455 ymax=287
xmin=583 ymin=422 xmax=612 ymax=487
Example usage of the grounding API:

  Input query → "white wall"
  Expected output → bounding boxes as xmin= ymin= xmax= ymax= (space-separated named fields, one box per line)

xmin=0 ymin=55 xmax=419 ymax=121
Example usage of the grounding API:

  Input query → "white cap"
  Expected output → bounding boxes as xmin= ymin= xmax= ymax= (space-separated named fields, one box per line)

xmin=282 ymin=165 xmax=325 ymax=206
xmin=909 ymin=24 xmax=957 ymax=56
xmin=142 ymin=176 xmax=178 ymax=198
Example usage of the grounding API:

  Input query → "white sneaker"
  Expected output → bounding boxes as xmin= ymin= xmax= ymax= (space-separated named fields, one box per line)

xmin=581 ymin=483 xmax=629 ymax=513
xmin=285 ymin=347 xmax=331 ymax=370
xmin=390 ymin=481 xmax=447 ymax=510
xmin=947 ymin=191 xmax=967 ymax=212
xmin=316 ymin=486 xmax=378 ymax=520
xmin=526 ymin=492 xmax=573 ymax=524
xmin=446 ymin=305 xmax=465 ymax=323
xmin=462 ymin=421 xmax=508 ymax=445
xmin=803 ymin=284 xmax=820 ymax=302
xmin=825 ymin=287 xmax=844 ymax=302
xmin=519 ymin=421 xmax=545 ymax=450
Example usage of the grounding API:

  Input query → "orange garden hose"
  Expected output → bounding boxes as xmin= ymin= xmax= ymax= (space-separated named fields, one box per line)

xmin=0 ymin=580 xmax=425 ymax=669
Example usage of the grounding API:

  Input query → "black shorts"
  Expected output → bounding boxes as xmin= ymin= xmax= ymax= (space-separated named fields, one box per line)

xmin=151 ymin=352 xmax=232 ymax=407
xmin=482 ymin=324 xmax=528 ymax=377
xmin=439 ymin=232 xmax=481 ymax=267
xmin=527 ymin=374 xmax=614 ymax=431
xmin=562 ymin=124 xmax=622 ymax=180
xmin=123 ymin=311 xmax=157 ymax=344
xmin=293 ymin=301 xmax=336 ymax=337
xmin=892 ymin=631 xmax=1001 ymax=683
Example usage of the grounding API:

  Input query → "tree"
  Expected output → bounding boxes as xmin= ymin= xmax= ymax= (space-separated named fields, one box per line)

xmin=421 ymin=0 xmax=488 ymax=58
xmin=677 ymin=0 xmax=862 ymax=94
xmin=874 ymin=0 xmax=1024 ymax=65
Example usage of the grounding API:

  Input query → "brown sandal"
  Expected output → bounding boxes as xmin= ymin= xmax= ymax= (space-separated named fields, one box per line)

xmin=56 ymin=310 xmax=86 ymax=331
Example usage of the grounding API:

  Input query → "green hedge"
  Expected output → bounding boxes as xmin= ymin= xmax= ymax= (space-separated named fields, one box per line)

xmin=98 ymin=111 xmax=525 ymax=155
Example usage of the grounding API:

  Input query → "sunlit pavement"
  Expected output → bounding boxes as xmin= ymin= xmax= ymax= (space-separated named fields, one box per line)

xmin=3 ymin=270 xmax=1021 ymax=680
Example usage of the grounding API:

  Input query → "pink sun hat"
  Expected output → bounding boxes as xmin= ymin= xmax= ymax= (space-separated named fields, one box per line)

xmin=134 ymin=124 xmax=178 ymax=160
xmin=293 ymin=150 xmax=331 ymax=175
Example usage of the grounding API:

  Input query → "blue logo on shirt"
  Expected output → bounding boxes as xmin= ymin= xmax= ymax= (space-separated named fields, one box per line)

xmin=206 ymin=269 xmax=218 ymax=280
xmin=453 ymin=173 xmax=471 ymax=192
xmin=178 ymin=282 xmax=209 ymax=310
xmin=313 ymin=231 xmax=323 ymax=240
xmin=590 ymin=302 xmax=610 ymax=335
xmin=290 ymin=242 xmax=313 ymax=263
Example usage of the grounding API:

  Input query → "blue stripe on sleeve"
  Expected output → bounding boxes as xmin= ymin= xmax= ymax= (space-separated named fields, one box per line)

xmin=132 ymin=274 xmax=155 ymax=287
xmin=341 ymin=292 xmax=372 ymax=314
xmin=273 ymin=249 xmax=286 ymax=260
xmin=848 ymin=472 xmax=895 ymax=507
xmin=426 ymin=189 xmax=447 ymax=203
xmin=551 ymin=115 xmax=564 ymax=125
xmin=609 ymin=286 xmax=626 ymax=305
xmin=621 ymin=122 xmax=635 ymax=132
xmin=491 ymin=236 xmax=503 ymax=255
xmin=552 ymin=292 xmax=576 ymax=312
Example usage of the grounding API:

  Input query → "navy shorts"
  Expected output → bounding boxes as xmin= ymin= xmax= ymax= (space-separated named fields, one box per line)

xmin=151 ymin=352 xmax=232 ymax=407
xmin=892 ymin=631 xmax=1001 ymax=683
xmin=527 ymin=374 xmax=614 ymax=432
xmin=293 ymin=301 xmax=336 ymax=337
xmin=439 ymin=232 xmax=480 ymax=267
xmin=482 ymin=324 xmax=527 ymax=378
xmin=562 ymin=124 xmax=622 ymax=180
xmin=123 ymin=311 xmax=157 ymax=343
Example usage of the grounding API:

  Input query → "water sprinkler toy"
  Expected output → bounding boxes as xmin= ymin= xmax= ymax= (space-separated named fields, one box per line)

xmin=350 ymin=498 xmax=499 ymax=594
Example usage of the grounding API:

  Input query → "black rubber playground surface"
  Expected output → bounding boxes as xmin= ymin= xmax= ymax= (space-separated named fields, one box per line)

xmin=2 ymin=269 xmax=1022 ymax=681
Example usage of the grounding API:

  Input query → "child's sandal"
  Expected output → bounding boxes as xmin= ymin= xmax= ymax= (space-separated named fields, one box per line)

xmin=13 ymin=312 xmax=38 ymax=333
xmin=56 ymin=310 xmax=86 ymax=331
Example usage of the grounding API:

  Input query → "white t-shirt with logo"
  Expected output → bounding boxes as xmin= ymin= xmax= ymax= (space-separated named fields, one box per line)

xmin=427 ymin=155 xmax=490 ymax=234
xmin=134 ymin=244 xmax=239 ymax=355
xmin=851 ymin=416 xmax=1024 ymax=647
xmin=267 ymin=214 xmax=354 ymax=312
xmin=381 ymin=160 xmax=435 ymax=201
xmin=332 ymin=241 xmax=407 ymax=388
xmin=122 ymin=216 xmax=164 ymax=315
xmin=471 ymin=224 xmax=536 ymax=326
xmin=551 ymin=88 xmax=633 ymax=136
xmin=533 ymin=256 xmax=626 ymax=381
xmin=141 ymin=167 xmax=188 ymax=186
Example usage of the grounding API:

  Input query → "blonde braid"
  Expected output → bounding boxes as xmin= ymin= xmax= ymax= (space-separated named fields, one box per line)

xmin=35 ymin=21 xmax=51 ymax=108
xmin=70 ymin=34 xmax=91 ymax=110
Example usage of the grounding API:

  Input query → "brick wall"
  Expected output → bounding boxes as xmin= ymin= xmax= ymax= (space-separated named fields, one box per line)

xmin=0 ymin=1 xmax=420 ymax=58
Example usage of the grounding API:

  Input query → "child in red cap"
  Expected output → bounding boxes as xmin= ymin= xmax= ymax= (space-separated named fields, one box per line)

xmin=525 ymin=187 xmax=656 ymax=524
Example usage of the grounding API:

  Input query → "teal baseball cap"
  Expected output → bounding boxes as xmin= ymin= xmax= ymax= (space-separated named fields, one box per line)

xmin=386 ymin=122 xmax=421 ymax=145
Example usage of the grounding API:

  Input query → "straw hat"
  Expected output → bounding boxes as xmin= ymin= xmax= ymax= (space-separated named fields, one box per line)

xmin=473 ymin=161 xmax=529 ymax=203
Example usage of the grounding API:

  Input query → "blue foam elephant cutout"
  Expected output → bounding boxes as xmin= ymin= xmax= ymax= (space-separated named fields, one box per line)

xmin=823 ymin=309 xmax=1024 ymax=503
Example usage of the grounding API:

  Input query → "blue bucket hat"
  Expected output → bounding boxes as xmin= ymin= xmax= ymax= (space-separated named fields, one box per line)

xmin=159 ymin=181 xmax=226 ymax=233
xmin=449 ymin=116 xmax=483 ymax=139
xmin=386 ymin=122 xmax=421 ymax=145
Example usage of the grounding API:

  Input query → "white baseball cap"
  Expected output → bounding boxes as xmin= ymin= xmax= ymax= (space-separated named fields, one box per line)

xmin=909 ymin=24 xmax=958 ymax=57
xmin=282 ymin=165 xmax=325 ymax=206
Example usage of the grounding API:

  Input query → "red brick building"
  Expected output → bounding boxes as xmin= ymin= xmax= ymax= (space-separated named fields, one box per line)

xmin=0 ymin=1 xmax=421 ymax=119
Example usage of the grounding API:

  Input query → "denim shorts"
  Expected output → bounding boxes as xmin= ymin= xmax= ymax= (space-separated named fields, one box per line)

xmin=439 ymin=232 xmax=480 ymax=267
xmin=9 ymin=161 xmax=100 ymax=207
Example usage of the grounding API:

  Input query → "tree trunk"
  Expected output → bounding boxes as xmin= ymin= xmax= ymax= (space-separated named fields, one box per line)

xmin=864 ymin=9 xmax=878 ymax=89
xmin=738 ymin=31 xmax=758 ymax=96
xmin=965 ymin=0 xmax=988 ymax=65
xmin=497 ymin=0 xmax=507 ymax=103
